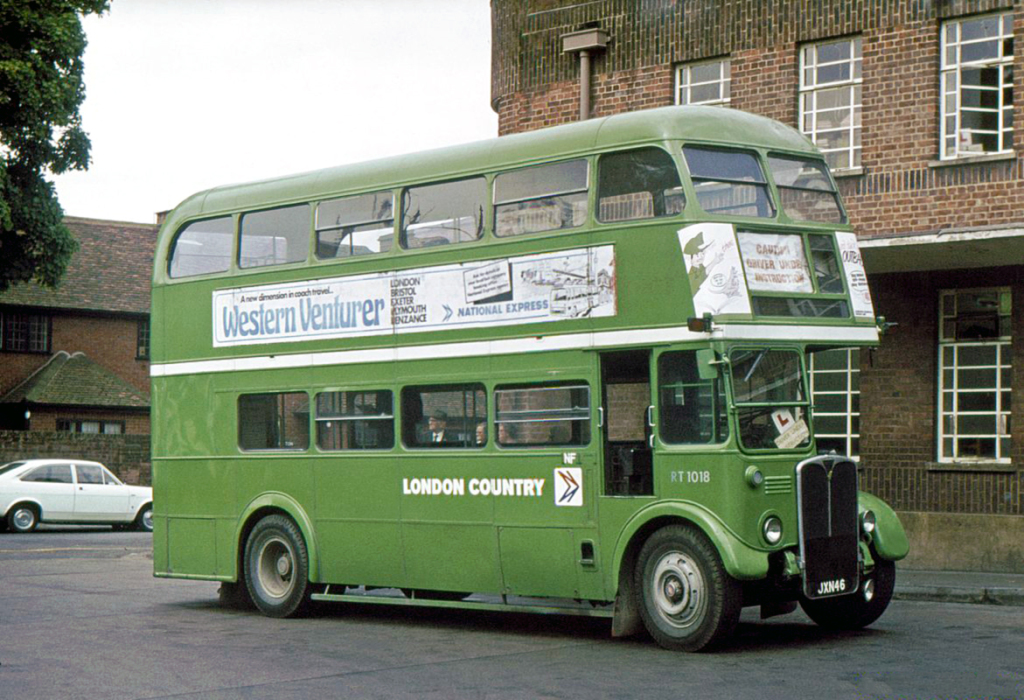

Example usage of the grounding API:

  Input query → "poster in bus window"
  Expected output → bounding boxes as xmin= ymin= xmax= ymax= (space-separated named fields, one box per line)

xmin=212 ymin=245 xmax=616 ymax=347
xmin=737 ymin=232 xmax=813 ymax=293
xmin=678 ymin=223 xmax=750 ymax=316
xmin=835 ymin=231 xmax=875 ymax=319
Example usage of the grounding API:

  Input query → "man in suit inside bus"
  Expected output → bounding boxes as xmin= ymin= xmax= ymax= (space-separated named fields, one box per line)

xmin=425 ymin=410 xmax=451 ymax=446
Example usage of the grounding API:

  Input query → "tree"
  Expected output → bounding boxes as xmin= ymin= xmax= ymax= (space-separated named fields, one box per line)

xmin=0 ymin=0 xmax=109 ymax=293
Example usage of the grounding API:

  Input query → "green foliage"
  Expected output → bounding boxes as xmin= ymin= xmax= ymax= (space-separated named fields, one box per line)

xmin=0 ymin=0 xmax=109 ymax=293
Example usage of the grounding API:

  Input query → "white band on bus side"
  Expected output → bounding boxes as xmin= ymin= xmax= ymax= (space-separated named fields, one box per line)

xmin=149 ymin=324 xmax=879 ymax=378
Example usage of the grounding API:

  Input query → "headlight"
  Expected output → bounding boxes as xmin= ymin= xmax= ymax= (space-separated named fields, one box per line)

xmin=860 ymin=510 xmax=877 ymax=536
xmin=762 ymin=516 xmax=783 ymax=545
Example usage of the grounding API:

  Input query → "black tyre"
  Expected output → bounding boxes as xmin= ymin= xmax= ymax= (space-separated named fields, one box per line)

xmin=134 ymin=504 xmax=154 ymax=532
xmin=799 ymin=558 xmax=895 ymax=630
xmin=8 ymin=504 xmax=39 ymax=533
xmin=634 ymin=525 xmax=742 ymax=652
xmin=243 ymin=515 xmax=310 ymax=618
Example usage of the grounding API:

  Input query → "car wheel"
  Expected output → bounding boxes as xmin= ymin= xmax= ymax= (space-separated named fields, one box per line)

xmin=134 ymin=505 xmax=154 ymax=532
xmin=243 ymin=515 xmax=310 ymax=618
xmin=634 ymin=525 xmax=741 ymax=652
xmin=8 ymin=504 xmax=39 ymax=533
xmin=799 ymin=558 xmax=896 ymax=630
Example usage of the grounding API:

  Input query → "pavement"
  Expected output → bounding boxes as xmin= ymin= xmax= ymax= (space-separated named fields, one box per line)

xmin=895 ymin=567 xmax=1024 ymax=606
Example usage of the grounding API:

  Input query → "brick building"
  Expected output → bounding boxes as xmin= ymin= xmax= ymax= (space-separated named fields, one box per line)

xmin=491 ymin=0 xmax=1024 ymax=572
xmin=0 ymin=217 xmax=157 ymax=481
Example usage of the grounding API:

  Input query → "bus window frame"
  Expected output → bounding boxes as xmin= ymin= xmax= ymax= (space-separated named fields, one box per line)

xmin=167 ymin=214 xmax=238 ymax=280
xmin=237 ymin=391 xmax=312 ymax=453
xmin=493 ymin=381 xmax=592 ymax=448
xmin=492 ymin=158 xmax=590 ymax=239
xmin=314 ymin=189 xmax=397 ymax=261
xmin=314 ymin=388 xmax=396 ymax=452
xmin=399 ymin=177 xmax=488 ymax=251
xmin=726 ymin=345 xmax=813 ymax=454
xmin=681 ymin=144 xmax=777 ymax=220
xmin=595 ymin=145 xmax=687 ymax=224
xmin=737 ymin=227 xmax=852 ymax=320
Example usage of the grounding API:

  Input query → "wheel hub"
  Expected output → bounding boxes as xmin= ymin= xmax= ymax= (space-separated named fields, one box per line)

xmin=13 ymin=509 xmax=33 ymax=530
xmin=651 ymin=552 xmax=707 ymax=631
xmin=257 ymin=537 xmax=295 ymax=600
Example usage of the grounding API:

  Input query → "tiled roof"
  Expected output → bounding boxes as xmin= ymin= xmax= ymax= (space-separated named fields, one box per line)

xmin=0 ymin=351 xmax=150 ymax=409
xmin=0 ymin=217 xmax=158 ymax=314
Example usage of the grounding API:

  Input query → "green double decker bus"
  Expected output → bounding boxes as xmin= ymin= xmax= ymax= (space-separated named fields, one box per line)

xmin=151 ymin=105 xmax=908 ymax=651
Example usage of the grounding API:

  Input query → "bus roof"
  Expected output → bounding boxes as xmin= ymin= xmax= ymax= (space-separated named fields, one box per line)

xmin=168 ymin=106 xmax=815 ymax=222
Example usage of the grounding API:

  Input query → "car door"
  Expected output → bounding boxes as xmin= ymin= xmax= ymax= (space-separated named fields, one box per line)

xmin=73 ymin=464 xmax=130 ymax=521
xmin=19 ymin=463 xmax=76 ymax=520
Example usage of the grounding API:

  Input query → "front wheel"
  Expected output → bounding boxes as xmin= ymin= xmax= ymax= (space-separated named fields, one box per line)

xmin=8 ymin=504 xmax=39 ymax=533
xmin=243 ymin=515 xmax=310 ymax=618
xmin=799 ymin=558 xmax=895 ymax=630
xmin=634 ymin=525 xmax=741 ymax=652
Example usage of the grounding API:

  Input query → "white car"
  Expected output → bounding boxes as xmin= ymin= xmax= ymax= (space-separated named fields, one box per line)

xmin=0 ymin=459 xmax=153 ymax=533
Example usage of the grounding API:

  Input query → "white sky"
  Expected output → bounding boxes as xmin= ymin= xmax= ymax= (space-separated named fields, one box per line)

xmin=52 ymin=0 xmax=498 ymax=224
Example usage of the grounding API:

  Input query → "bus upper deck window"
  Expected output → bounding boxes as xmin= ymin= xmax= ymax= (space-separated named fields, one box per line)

xmin=768 ymin=155 xmax=845 ymax=224
xmin=168 ymin=216 xmax=234 ymax=278
xmin=316 ymin=191 xmax=394 ymax=259
xmin=597 ymin=148 xmax=684 ymax=222
xmin=682 ymin=147 xmax=774 ymax=218
xmin=401 ymin=178 xmax=486 ymax=249
xmin=494 ymin=160 xmax=588 ymax=237
xmin=239 ymin=205 xmax=311 ymax=269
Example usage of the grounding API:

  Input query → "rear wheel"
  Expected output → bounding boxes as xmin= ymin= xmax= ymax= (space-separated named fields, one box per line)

xmin=8 ymin=504 xmax=39 ymax=533
xmin=634 ymin=525 xmax=741 ymax=652
xmin=134 ymin=505 xmax=154 ymax=532
xmin=243 ymin=515 xmax=310 ymax=618
xmin=799 ymin=558 xmax=895 ymax=630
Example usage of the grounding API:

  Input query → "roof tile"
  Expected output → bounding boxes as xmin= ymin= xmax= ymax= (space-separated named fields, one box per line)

xmin=0 ymin=217 xmax=158 ymax=314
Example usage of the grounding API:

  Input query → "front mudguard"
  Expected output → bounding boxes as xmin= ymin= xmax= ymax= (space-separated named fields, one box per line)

xmin=858 ymin=491 xmax=909 ymax=561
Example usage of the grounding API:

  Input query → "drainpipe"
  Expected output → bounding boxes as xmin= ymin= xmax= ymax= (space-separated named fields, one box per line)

xmin=562 ymin=28 xmax=609 ymax=121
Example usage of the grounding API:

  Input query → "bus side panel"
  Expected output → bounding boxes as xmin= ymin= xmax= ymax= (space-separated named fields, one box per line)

xmin=498 ymin=527 xmax=578 ymax=597
xmin=314 ymin=455 xmax=404 ymax=587
xmin=168 ymin=516 xmax=218 ymax=576
xmin=398 ymin=453 xmax=503 ymax=593
xmin=403 ymin=523 xmax=502 ymax=593
xmin=158 ymin=458 xmax=231 ymax=578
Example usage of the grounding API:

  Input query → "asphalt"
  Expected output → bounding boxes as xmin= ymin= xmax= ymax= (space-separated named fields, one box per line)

xmin=895 ymin=567 xmax=1024 ymax=606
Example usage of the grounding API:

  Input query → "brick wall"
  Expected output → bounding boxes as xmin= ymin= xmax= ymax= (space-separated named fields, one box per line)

xmin=492 ymin=0 xmax=1024 ymax=238
xmin=0 ymin=313 xmax=149 ymax=398
xmin=28 ymin=409 xmax=150 ymax=435
xmin=859 ymin=268 xmax=1024 ymax=516
xmin=0 ymin=430 xmax=151 ymax=485
xmin=51 ymin=314 xmax=149 ymax=395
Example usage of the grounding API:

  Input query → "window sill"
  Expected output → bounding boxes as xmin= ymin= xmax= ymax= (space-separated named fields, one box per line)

xmin=927 ymin=461 xmax=1016 ymax=473
xmin=831 ymin=167 xmax=864 ymax=178
xmin=928 ymin=152 xmax=1017 ymax=168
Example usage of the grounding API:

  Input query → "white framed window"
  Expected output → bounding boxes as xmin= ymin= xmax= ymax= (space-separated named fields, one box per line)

xmin=938 ymin=288 xmax=1012 ymax=462
xmin=809 ymin=348 xmax=860 ymax=459
xmin=799 ymin=37 xmax=862 ymax=171
xmin=675 ymin=58 xmax=730 ymax=106
xmin=941 ymin=13 xmax=1014 ymax=159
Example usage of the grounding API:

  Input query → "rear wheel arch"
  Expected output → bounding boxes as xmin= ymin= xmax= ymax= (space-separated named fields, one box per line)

xmin=233 ymin=495 xmax=319 ymax=583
